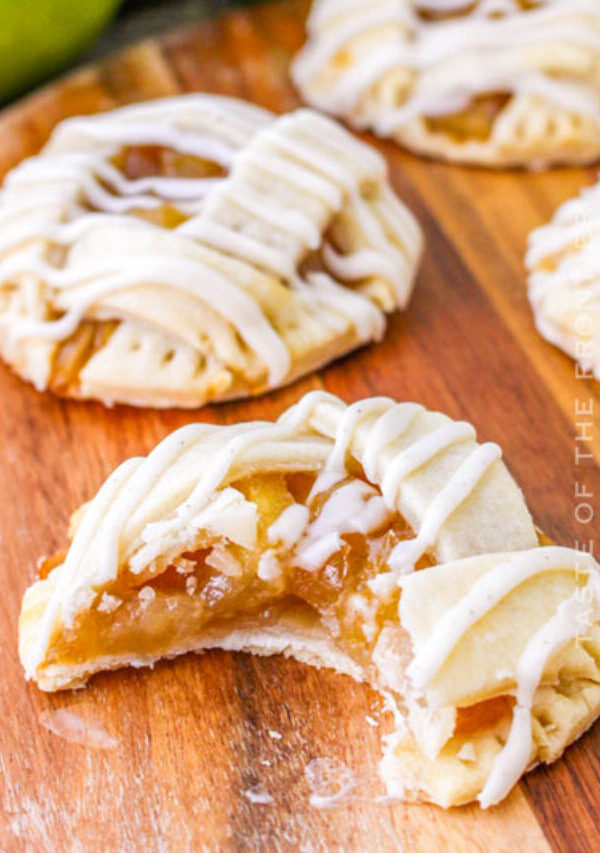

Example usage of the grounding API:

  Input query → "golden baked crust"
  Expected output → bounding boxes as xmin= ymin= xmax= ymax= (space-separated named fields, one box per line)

xmin=19 ymin=392 xmax=600 ymax=808
xmin=526 ymin=179 xmax=600 ymax=378
xmin=0 ymin=96 xmax=422 ymax=407
xmin=292 ymin=0 xmax=600 ymax=168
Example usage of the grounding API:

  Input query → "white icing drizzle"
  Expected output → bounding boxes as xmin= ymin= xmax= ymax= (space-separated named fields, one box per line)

xmin=306 ymin=469 xmax=346 ymax=504
xmin=298 ymin=395 xmax=500 ymax=576
xmin=295 ymin=479 xmax=392 ymax=572
xmin=325 ymin=397 xmax=394 ymax=473
xmin=362 ymin=402 xmax=424 ymax=481
xmin=27 ymin=392 xmax=528 ymax=682
xmin=296 ymin=532 xmax=345 ymax=572
xmin=172 ymin=424 xmax=304 ymax=527
xmin=49 ymin=120 xmax=238 ymax=164
xmin=344 ymin=190 xmax=413 ymax=304
xmin=406 ymin=548 xmax=594 ymax=689
xmin=323 ymin=243 xmax=400 ymax=284
xmin=178 ymin=218 xmax=295 ymax=280
xmin=295 ymin=5 xmax=406 ymax=85
xmin=1 ymin=98 xmax=421 ymax=388
xmin=10 ymin=256 xmax=292 ymax=384
xmin=478 ymin=591 xmax=596 ymax=807
xmin=292 ymin=0 xmax=600 ymax=136
xmin=22 ymin=389 xmax=600 ymax=807
xmin=267 ymin=504 xmax=310 ymax=548
xmin=405 ymin=547 xmax=600 ymax=805
xmin=387 ymin=441 xmax=501 ymax=573
xmin=380 ymin=421 xmax=475 ymax=506
xmin=27 ymin=422 xmax=221 ymax=673
xmin=301 ymin=272 xmax=387 ymax=342
xmin=218 ymin=181 xmax=322 ymax=249
xmin=309 ymin=0 xmax=413 ymax=29
xmin=257 ymin=551 xmax=282 ymax=582
xmin=27 ymin=457 xmax=142 ymax=672
xmin=526 ymin=178 xmax=600 ymax=380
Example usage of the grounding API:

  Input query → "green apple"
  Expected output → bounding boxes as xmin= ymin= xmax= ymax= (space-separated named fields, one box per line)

xmin=0 ymin=0 xmax=122 ymax=102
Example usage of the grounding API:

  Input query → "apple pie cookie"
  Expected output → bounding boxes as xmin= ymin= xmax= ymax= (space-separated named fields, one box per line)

xmin=292 ymin=0 xmax=600 ymax=168
xmin=526 ymin=180 xmax=600 ymax=379
xmin=19 ymin=392 xmax=600 ymax=808
xmin=0 ymin=96 xmax=422 ymax=407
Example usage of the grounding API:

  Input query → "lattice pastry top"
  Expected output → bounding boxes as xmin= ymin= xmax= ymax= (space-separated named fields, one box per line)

xmin=19 ymin=392 xmax=600 ymax=809
xmin=0 ymin=95 xmax=421 ymax=407
xmin=292 ymin=0 xmax=600 ymax=168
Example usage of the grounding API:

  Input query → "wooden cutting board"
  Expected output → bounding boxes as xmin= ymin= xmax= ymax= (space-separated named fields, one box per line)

xmin=1 ymin=2 xmax=600 ymax=850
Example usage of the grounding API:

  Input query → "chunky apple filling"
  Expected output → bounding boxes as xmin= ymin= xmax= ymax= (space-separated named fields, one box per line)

xmin=130 ymin=144 xmax=225 ymax=221
xmin=75 ymin=143 xmax=228 ymax=227
xmin=116 ymin=144 xmax=228 ymax=182
xmin=416 ymin=1 xmax=477 ymax=23
xmin=416 ymin=0 xmax=538 ymax=23
xmin=37 ymin=465 xmax=521 ymax=762
xmin=21 ymin=392 xmax=600 ymax=808
xmin=50 ymin=321 xmax=118 ymax=394
xmin=40 ymin=469 xmax=434 ymax=676
xmin=41 ymin=145 xmax=233 ymax=393
xmin=418 ymin=0 xmax=542 ymax=141
xmin=425 ymin=93 xmax=512 ymax=143
xmin=454 ymin=695 xmax=514 ymax=740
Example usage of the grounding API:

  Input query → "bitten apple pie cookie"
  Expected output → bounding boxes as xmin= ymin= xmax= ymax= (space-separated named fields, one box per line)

xmin=526 ymin=179 xmax=600 ymax=379
xmin=20 ymin=392 xmax=600 ymax=808
xmin=0 ymin=96 xmax=422 ymax=407
xmin=292 ymin=0 xmax=600 ymax=168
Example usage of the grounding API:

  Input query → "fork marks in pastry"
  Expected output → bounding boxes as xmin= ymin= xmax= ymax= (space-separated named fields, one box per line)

xmin=0 ymin=96 xmax=422 ymax=406
xmin=18 ymin=392 xmax=600 ymax=808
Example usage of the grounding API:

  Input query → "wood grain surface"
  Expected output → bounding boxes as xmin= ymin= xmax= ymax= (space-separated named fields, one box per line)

xmin=1 ymin=2 xmax=600 ymax=850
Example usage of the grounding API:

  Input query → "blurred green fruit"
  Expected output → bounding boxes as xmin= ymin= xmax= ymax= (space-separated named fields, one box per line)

xmin=0 ymin=0 xmax=122 ymax=102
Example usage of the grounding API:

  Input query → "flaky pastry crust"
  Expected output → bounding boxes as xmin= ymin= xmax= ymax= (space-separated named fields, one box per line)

xmin=19 ymin=392 xmax=600 ymax=808
xmin=292 ymin=0 xmax=600 ymax=168
xmin=0 ymin=96 xmax=422 ymax=407
xmin=526 ymin=178 xmax=600 ymax=379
